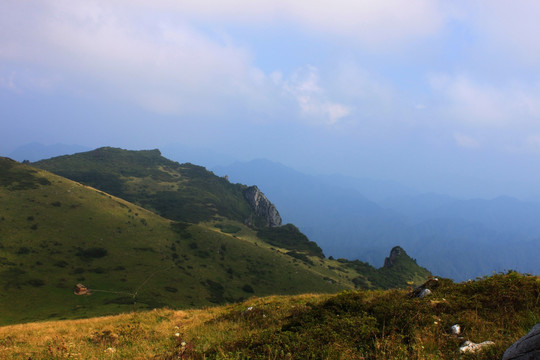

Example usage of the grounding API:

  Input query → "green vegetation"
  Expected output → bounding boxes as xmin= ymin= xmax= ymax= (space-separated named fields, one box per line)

xmin=33 ymin=147 xmax=258 ymax=225
xmin=196 ymin=272 xmax=540 ymax=359
xmin=0 ymin=272 xmax=537 ymax=359
xmin=0 ymin=154 xmax=431 ymax=326
xmin=340 ymin=247 xmax=432 ymax=290
xmin=257 ymin=224 xmax=324 ymax=258
xmin=0 ymin=158 xmax=344 ymax=325
xmin=0 ymin=157 xmax=51 ymax=190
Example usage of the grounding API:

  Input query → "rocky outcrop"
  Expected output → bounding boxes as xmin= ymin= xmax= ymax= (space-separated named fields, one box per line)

xmin=503 ymin=323 xmax=540 ymax=360
xmin=384 ymin=246 xmax=403 ymax=268
xmin=243 ymin=186 xmax=282 ymax=227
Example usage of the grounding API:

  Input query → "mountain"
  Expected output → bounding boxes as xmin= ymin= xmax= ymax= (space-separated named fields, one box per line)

xmin=214 ymin=159 xmax=540 ymax=280
xmin=213 ymin=159 xmax=410 ymax=264
xmin=382 ymin=194 xmax=540 ymax=238
xmin=0 ymin=150 xmax=430 ymax=324
xmin=7 ymin=142 xmax=90 ymax=162
xmin=316 ymin=173 xmax=418 ymax=203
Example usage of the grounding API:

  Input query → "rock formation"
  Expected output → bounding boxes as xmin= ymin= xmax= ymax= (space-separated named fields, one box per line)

xmin=503 ymin=323 xmax=540 ymax=360
xmin=243 ymin=186 xmax=282 ymax=227
xmin=383 ymin=246 xmax=403 ymax=267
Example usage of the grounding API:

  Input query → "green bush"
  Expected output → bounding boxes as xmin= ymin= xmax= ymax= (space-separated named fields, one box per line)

xmin=76 ymin=247 xmax=108 ymax=260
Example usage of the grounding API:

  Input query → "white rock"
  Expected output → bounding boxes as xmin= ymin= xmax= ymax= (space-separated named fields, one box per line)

xmin=418 ymin=288 xmax=432 ymax=298
xmin=460 ymin=340 xmax=495 ymax=353
xmin=451 ymin=324 xmax=461 ymax=335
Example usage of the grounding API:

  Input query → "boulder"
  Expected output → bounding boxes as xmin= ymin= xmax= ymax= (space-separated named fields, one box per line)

xmin=459 ymin=340 xmax=495 ymax=354
xmin=407 ymin=278 xmax=439 ymax=298
xmin=502 ymin=323 xmax=540 ymax=360
xmin=451 ymin=324 xmax=461 ymax=335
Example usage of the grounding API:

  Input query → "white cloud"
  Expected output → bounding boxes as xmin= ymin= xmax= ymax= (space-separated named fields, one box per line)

xmin=0 ymin=1 xmax=271 ymax=116
xmin=284 ymin=0 xmax=444 ymax=48
xmin=116 ymin=0 xmax=446 ymax=48
xmin=430 ymin=74 xmax=540 ymax=127
xmin=280 ymin=66 xmax=352 ymax=125
xmin=464 ymin=0 xmax=540 ymax=64
xmin=454 ymin=132 xmax=480 ymax=149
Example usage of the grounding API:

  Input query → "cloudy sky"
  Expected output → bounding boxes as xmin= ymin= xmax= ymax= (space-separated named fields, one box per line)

xmin=2 ymin=1 xmax=540 ymax=198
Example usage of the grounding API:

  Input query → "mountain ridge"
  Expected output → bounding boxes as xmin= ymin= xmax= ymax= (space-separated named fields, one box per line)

xmin=0 ymin=150 xmax=431 ymax=324
xmin=214 ymin=158 xmax=540 ymax=280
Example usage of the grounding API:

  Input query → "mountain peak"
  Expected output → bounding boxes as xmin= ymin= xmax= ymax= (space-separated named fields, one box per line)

xmin=383 ymin=246 xmax=404 ymax=268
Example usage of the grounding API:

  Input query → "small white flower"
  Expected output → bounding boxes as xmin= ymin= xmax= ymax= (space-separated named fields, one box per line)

xmin=174 ymin=333 xmax=181 ymax=337
xmin=181 ymin=341 xmax=187 ymax=347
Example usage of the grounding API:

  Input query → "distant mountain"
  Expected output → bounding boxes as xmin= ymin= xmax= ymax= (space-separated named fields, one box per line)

xmin=215 ymin=159 xmax=540 ymax=280
xmin=213 ymin=159 xmax=409 ymax=262
xmin=381 ymin=194 xmax=540 ymax=238
xmin=160 ymin=142 xmax=238 ymax=170
xmin=379 ymin=193 xmax=459 ymax=224
xmin=8 ymin=142 xmax=90 ymax=162
xmin=316 ymin=173 xmax=418 ymax=203
xmin=2 ymin=154 xmax=431 ymax=324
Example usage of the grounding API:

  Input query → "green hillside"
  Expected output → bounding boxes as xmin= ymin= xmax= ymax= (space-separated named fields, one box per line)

xmin=32 ymin=147 xmax=431 ymax=285
xmin=0 ymin=154 xmax=431 ymax=325
xmin=33 ymin=147 xmax=255 ymax=225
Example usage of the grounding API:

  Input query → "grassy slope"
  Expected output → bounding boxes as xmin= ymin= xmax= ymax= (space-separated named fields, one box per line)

xmin=0 ymin=158 xmax=349 ymax=325
xmin=32 ymin=147 xmax=431 ymax=284
xmin=1 ymin=272 xmax=538 ymax=360
xmin=1 ymin=154 xmax=432 ymax=325
xmin=33 ymin=147 xmax=255 ymax=225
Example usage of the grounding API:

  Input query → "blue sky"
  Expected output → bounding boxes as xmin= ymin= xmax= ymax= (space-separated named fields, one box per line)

xmin=2 ymin=1 xmax=540 ymax=199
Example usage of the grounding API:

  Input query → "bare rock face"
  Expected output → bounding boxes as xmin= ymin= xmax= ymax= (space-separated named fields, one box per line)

xmin=503 ymin=323 xmax=540 ymax=360
xmin=243 ymin=186 xmax=282 ymax=227
xmin=383 ymin=246 xmax=403 ymax=268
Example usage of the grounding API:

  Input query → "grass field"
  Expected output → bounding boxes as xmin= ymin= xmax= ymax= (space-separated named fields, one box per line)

xmin=1 ymin=272 xmax=538 ymax=359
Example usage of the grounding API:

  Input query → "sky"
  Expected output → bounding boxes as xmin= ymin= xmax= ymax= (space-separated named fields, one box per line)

xmin=2 ymin=1 xmax=540 ymax=199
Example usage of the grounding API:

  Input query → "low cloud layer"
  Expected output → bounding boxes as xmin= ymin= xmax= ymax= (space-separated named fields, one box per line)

xmin=2 ymin=1 xmax=540 ymax=197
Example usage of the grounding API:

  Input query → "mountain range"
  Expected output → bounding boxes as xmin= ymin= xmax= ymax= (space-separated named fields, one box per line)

xmin=213 ymin=159 xmax=540 ymax=280
xmin=0 ymin=148 xmax=429 ymax=325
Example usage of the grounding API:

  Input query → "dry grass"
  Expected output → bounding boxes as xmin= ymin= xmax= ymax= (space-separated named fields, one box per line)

xmin=1 ymin=273 xmax=538 ymax=360
xmin=0 ymin=294 xmax=327 ymax=360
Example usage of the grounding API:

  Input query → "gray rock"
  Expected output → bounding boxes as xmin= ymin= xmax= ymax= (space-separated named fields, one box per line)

xmin=451 ymin=324 xmax=461 ymax=335
xmin=243 ymin=186 xmax=282 ymax=227
xmin=459 ymin=340 xmax=495 ymax=354
xmin=502 ymin=323 xmax=540 ymax=360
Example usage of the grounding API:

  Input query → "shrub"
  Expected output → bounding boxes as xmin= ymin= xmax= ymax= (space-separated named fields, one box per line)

xmin=76 ymin=247 xmax=108 ymax=260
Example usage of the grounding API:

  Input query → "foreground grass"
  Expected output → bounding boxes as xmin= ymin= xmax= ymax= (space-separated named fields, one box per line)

xmin=1 ymin=272 xmax=539 ymax=359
